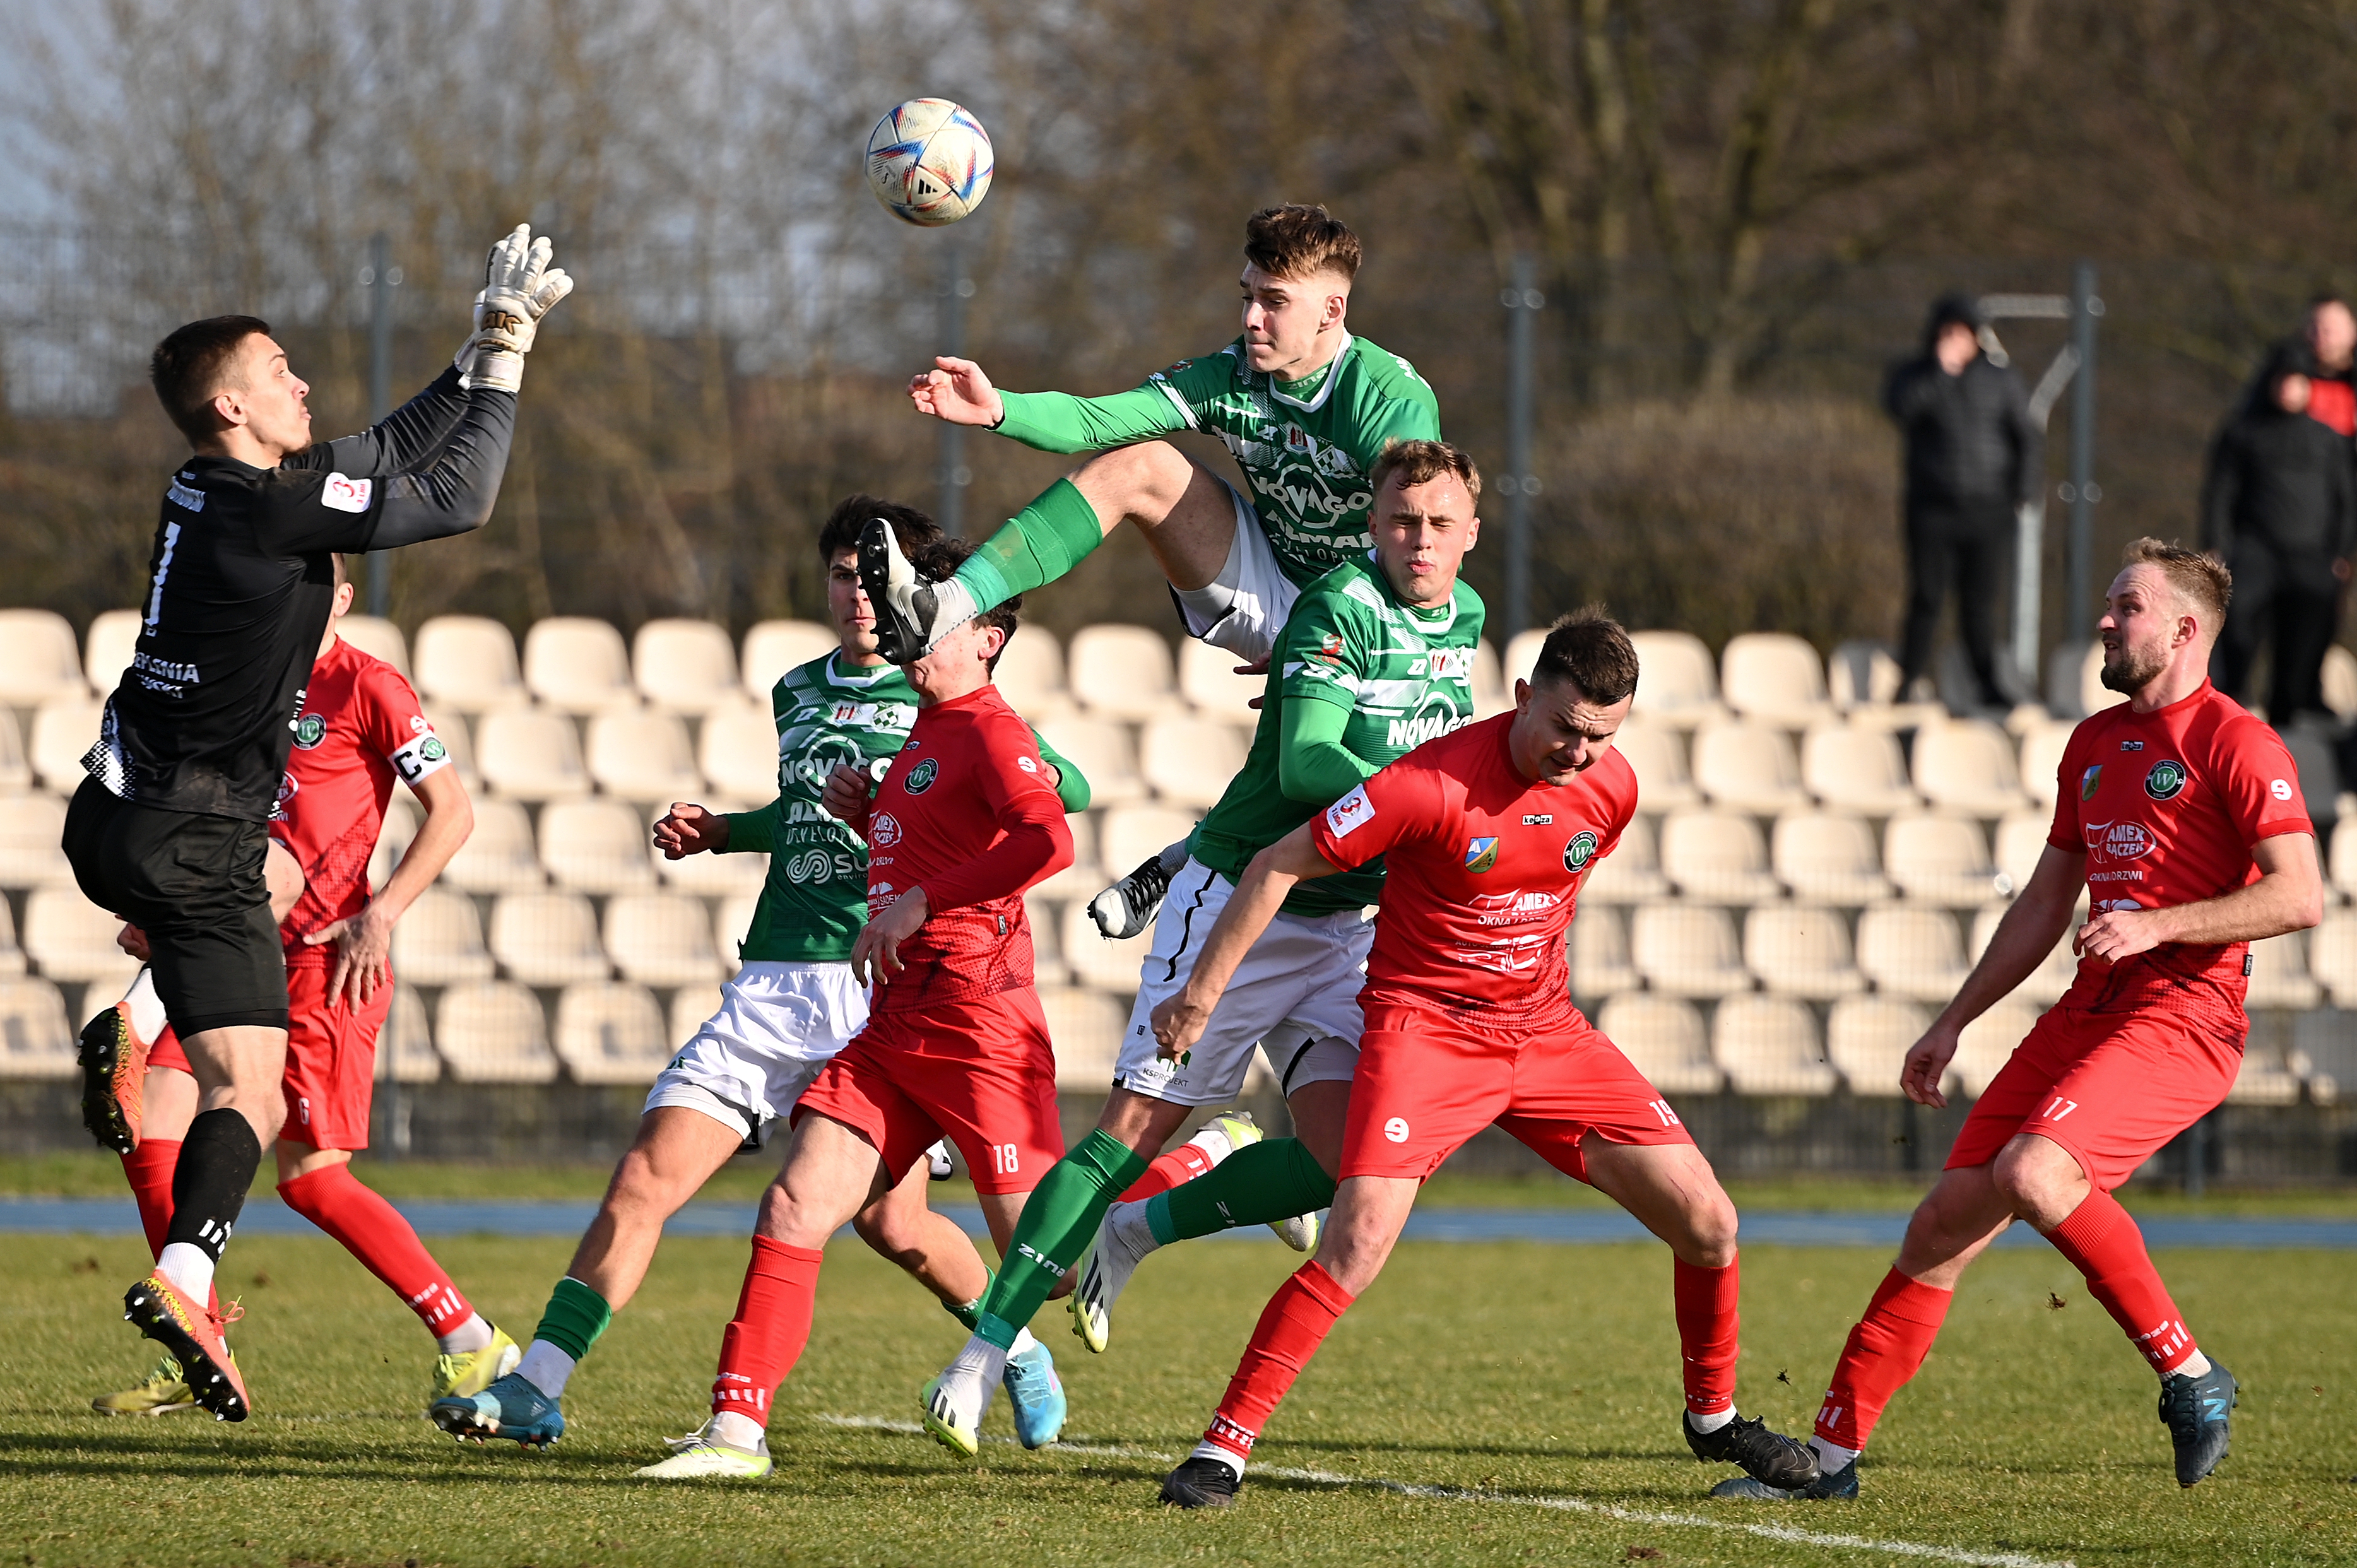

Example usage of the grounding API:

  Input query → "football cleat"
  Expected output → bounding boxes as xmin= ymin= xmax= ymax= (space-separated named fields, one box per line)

xmin=428 ymin=1371 xmax=565 ymax=1448
xmin=122 ymin=1275 xmax=246 ymax=1422
xmin=859 ymin=516 xmax=954 ymax=664
xmin=77 ymin=999 xmax=151 ymax=1154
xmin=91 ymin=1352 xmax=198 ymax=1417
xmin=1710 ymin=1458 xmax=1858 ymax=1501
xmin=632 ymin=1420 xmax=773 ymax=1480
xmin=927 ymin=1140 xmax=955 ymax=1181
xmin=1160 ymin=1455 xmax=1241 ymax=1508
xmin=1684 ymin=1410 xmax=1820 ymax=1490
xmin=921 ymin=1374 xmax=984 ymax=1458
xmin=1070 ymin=1204 xmax=1155 ymax=1355
xmin=430 ymin=1324 xmax=521 ymax=1409
xmin=1088 ymin=844 xmax=1185 ymax=940
xmin=2159 ymin=1360 xmax=2238 ymax=1487
xmin=1272 ymin=1206 xmax=1321 ymax=1254
xmin=1001 ymin=1341 xmax=1067 ymax=1449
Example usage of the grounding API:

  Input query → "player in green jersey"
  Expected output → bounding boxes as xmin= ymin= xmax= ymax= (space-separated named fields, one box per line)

xmin=863 ymin=203 xmax=1441 ymax=668
xmin=918 ymin=442 xmax=1487 ymax=1453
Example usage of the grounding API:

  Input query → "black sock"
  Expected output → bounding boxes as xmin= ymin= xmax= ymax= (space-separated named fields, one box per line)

xmin=164 ymin=1107 xmax=261 ymax=1262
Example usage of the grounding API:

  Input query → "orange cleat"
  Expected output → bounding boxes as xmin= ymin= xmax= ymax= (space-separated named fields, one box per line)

xmin=77 ymin=1001 xmax=150 ymax=1154
xmin=123 ymin=1274 xmax=248 ymax=1422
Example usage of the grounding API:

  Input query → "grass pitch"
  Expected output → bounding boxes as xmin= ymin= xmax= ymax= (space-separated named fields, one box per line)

xmin=4 ymin=1229 xmax=2355 ymax=1567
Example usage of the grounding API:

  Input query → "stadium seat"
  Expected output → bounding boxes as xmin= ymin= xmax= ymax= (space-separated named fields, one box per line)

xmin=1713 ymin=994 xmax=1838 ymax=1095
xmin=0 ymin=609 xmax=85 ymax=706
xmin=2279 ymin=719 xmax=2341 ymax=832
xmin=586 ymin=710 xmax=705 ymax=804
xmin=30 ymin=695 xmax=105 ymax=793
xmin=82 ymin=608 xmax=142 ymax=698
xmin=670 ymin=983 xmax=724 ymax=1049
xmin=1826 ymin=996 xmax=1932 ymax=1097
xmin=1060 ymin=899 xmax=1152 ymax=992
xmin=0 ymin=793 xmax=71 ymax=888
xmin=740 ymin=620 xmax=836 ymax=699
xmin=0 ymin=897 xmax=22 ymax=976
xmin=23 ymin=885 xmax=134 ymax=984
xmin=0 ymin=710 xmax=25 ymax=791
xmin=1855 ymin=906 xmax=1970 ymax=1001
xmin=417 ymin=705 xmax=479 ymax=787
xmin=1826 ymin=640 xmax=1903 ymax=710
xmin=539 ymin=798 xmax=656 ymax=893
xmin=1569 ymin=905 xmax=1638 ymax=999
xmin=1884 ymin=813 xmax=2004 ymax=906
xmin=0 ymin=977 xmax=73 ymax=1078
xmin=382 ymin=985 xmax=441 ymax=1083
xmin=1629 ymin=904 xmax=1752 ymax=998
xmin=490 ymin=890 xmax=612 ymax=986
xmin=2246 ymin=930 xmax=2320 ymax=1010
xmin=2310 ymin=913 xmax=2357 ymax=1008
xmin=1138 ymin=717 xmax=1251 ymax=809
xmin=1096 ymin=806 xmax=1200 ymax=888
xmin=2327 ymin=645 xmax=2357 ymax=719
xmin=367 ymin=794 xmax=420 ymax=891
xmin=1067 ymin=625 xmax=1179 ymax=719
xmin=524 ymin=616 xmax=638 ymax=714
xmin=1799 ymin=725 xmax=1918 ymax=815
xmin=389 ymin=888 xmax=497 ymax=985
xmin=996 ymin=627 xmax=1072 ymax=721
xmin=437 ymin=798 xmax=545 ymax=894
xmin=605 ymin=892 xmax=725 ymax=987
xmin=553 ymin=981 xmax=673 ymax=1083
xmin=1911 ymin=719 xmax=2029 ymax=817
xmin=1658 ymin=809 xmax=1782 ymax=904
xmin=1991 ymin=811 xmax=2051 ymax=899
xmin=1025 ymin=892 xmax=1068 ymax=987
xmin=1026 ymin=809 xmax=1101 ymax=900
xmin=1624 ymin=630 xmax=1723 ymax=729
xmin=1594 ymin=994 xmax=1721 ymax=1095
xmin=1581 ymin=813 xmax=1668 ymax=902
xmin=476 ymin=709 xmax=592 ymax=801
xmin=1966 ymin=903 xmax=2077 ymax=1004
xmin=1612 ymin=721 xmax=1700 ymax=810
xmin=1040 ymin=984 xmax=1129 ymax=1089
xmin=336 ymin=613 xmax=409 ymax=676
xmin=1743 ymin=905 xmax=1865 ymax=999
xmin=413 ymin=615 xmax=528 ymax=712
xmin=632 ymin=618 xmax=740 ymax=714
xmin=1953 ymin=1000 xmax=2038 ymax=1095
xmin=712 ymin=893 xmax=760 ymax=969
xmin=1504 ymin=628 xmax=1547 ymax=689
xmin=1178 ymin=638 xmax=1263 ymax=722
xmin=697 ymin=697 xmax=783 ymax=803
xmin=1770 ymin=810 xmax=1894 ymax=905
xmin=434 ymin=981 xmax=558 ymax=1083
xmin=2048 ymin=641 xmax=2128 ymax=721
xmin=1720 ymin=632 xmax=1831 ymax=728
xmin=656 ymin=831 xmax=771 ymax=897
xmin=1038 ymin=717 xmax=1147 ymax=807
xmin=2016 ymin=717 xmax=2072 ymax=808
xmin=2226 ymin=1038 xmax=2305 ymax=1105
xmin=1471 ymin=640 xmax=1509 ymax=718
xmin=1689 ymin=720 xmax=1808 ymax=815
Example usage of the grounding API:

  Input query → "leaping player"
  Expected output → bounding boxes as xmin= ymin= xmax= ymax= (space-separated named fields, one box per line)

xmin=1718 ymin=539 xmax=2320 ymax=1500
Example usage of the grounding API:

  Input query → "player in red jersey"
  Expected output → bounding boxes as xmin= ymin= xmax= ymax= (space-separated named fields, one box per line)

xmin=1716 ymin=539 xmax=2324 ymax=1503
xmin=633 ymin=539 xmax=1078 ymax=1478
xmin=83 ymin=555 xmax=514 ymax=1416
xmin=1145 ymin=609 xmax=1819 ymax=1508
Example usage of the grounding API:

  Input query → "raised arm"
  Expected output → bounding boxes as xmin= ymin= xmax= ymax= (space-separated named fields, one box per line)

xmin=1150 ymin=823 xmax=1342 ymax=1059
xmin=364 ymin=388 xmax=519 ymax=548
xmin=1276 ymin=698 xmax=1375 ymax=803
xmin=910 ymin=354 xmax=1194 ymax=454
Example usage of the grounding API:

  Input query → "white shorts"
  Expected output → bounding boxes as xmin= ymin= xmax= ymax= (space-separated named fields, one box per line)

xmin=1112 ymin=858 xmax=1370 ymax=1107
xmin=1173 ymin=479 xmax=1302 ymax=663
xmin=644 ymin=962 xmax=868 ymax=1148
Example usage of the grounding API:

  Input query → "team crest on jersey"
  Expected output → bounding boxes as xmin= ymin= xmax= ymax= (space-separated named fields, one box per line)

xmin=2144 ymin=759 xmax=2187 ymax=801
xmin=2081 ymin=765 xmax=2103 ymax=801
xmin=904 ymin=757 xmax=940 ymax=794
xmin=1464 ymin=837 xmax=1499 ymax=873
xmin=1562 ymin=830 xmax=1598 ymax=872
xmin=292 ymin=714 xmax=327 ymax=749
xmin=420 ymin=736 xmax=447 ymax=762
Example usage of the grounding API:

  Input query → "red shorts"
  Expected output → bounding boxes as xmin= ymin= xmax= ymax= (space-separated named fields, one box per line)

xmin=793 ymin=987 xmax=1065 ymax=1196
xmin=1342 ymin=993 xmax=1695 ymax=1182
xmin=146 ymin=963 xmax=393 ymax=1152
xmin=1945 ymin=1003 xmax=2245 ymax=1192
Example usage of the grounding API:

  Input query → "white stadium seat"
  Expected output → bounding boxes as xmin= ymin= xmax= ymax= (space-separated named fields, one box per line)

xmin=413 ymin=615 xmax=527 ymax=713
xmin=1138 ymin=717 xmax=1250 ymax=810
xmin=0 ymin=793 xmax=71 ymax=889
xmin=698 ymin=697 xmax=783 ymax=803
xmin=367 ymin=795 xmax=420 ymax=892
xmin=538 ymin=798 xmax=656 ymax=894
xmin=437 ymin=798 xmax=545 ymax=894
xmin=0 ymin=710 xmax=25 ymax=791
xmin=1037 ymin=717 xmax=1146 ymax=807
xmin=1581 ymin=813 xmax=1668 ymax=903
xmin=1031 ymin=810 xmax=1102 ymax=900
xmin=1625 ymin=630 xmax=1723 ymax=729
xmin=2227 ymin=1039 xmax=2305 ymax=1105
xmin=1719 ymin=632 xmax=1830 ymax=728
xmin=1178 ymin=638 xmax=1263 ymax=722
xmin=336 ymin=614 xmax=410 ymax=676
xmin=2245 ymin=931 xmax=2320 ymax=1010
xmin=1744 ymin=905 xmax=1865 ymax=999
xmin=1471 ymin=640 xmax=1509 ymax=719
xmin=30 ymin=696 xmax=105 ymax=793
xmin=389 ymin=887 xmax=497 ymax=985
xmin=632 ymin=618 xmax=740 ymax=714
xmin=995 ymin=627 xmax=1072 ymax=721
xmin=0 ymin=977 xmax=74 ymax=1078
xmin=1067 ymin=625 xmax=1179 ymax=719
xmin=2049 ymin=640 xmax=2128 ymax=721
xmin=0 ymin=897 xmax=23 ymax=976
xmin=416 ymin=705 xmax=479 ymax=787
xmin=1856 ymin=907 xmax=1970 ymax=1002
xmin=1911 ymin=719 xmax=2029 ymax=817
xmin=1966 ymin=903 xmax=2077 ymax=1005
xmin=1061 ymin=899 xmax=1154 ymax=992
xmin=1800 ymin=725 xmax=1918 ymax=815
xmin=1569 ymin=905 xmax=1638 ymax=999
xmin=1826 ymin=996 xmax=1932 ymax=1097
xmin=1025 ymin=892 xmax=1068 ymax=987
xmin=434 ymin=981 xmax=558 ymax=1083
xmin=23 ymin=885 xmax=134 ymax=984
xmin=83 ymin=608 xmax=143 ymax=698
xmin=1884 ymin=813 xmax=2006 ymax=907
xmin=1992 ymin=811 xmax=2051 ymax=899
xmin=1689 ymin=721 xmax=1808 ymax=815
xmin=605 ymin=892 xmax=726 ymax=987
xmin=1629 ymin=904 xmax=1752 ymax=998
xmin=1953 ymin=1000 xmax=2038 ymax=1096
xmin=586 ymin=710 xmax=705 ymax=804
xmin=1041 ymin=985 xmax=1130 ymax=1090
xmin=1771 ymin=811 xmax=1894 ymax=906
xmin=553 ymin=981 xmax=674 ymax=1083
xmin=671 ymin=983 xmax=726 ymax=1049
xmin=0 ymin=609 xmax=86 ymax=705
xmin=1504 ymin=628 xmax=1548 ymax=689
xmin=1713 ymin=995 xmax=1838 ymax=1096
xmin=740 ymin=620 xmax=837 ymax=700
xmin=656 ymin=829 xmax=771 ymax=897
xmin=476 ymin=709 xmax=591 ymax=801
xmin=2016 ymin=717 xmax=2072 ymax=808
xmin=1097 ymin=806 xmax=1198 ymax=886
xmin=2310 ymin=913 xmax=2357 ymax=1008
xmin=713 ymin=893 xmax=761 ymax=967
xmin=1595 ymin=994 xmax=1721 ymax=1095
xmin=490 ymin=891 xmax=611 ymax=986
xmin=1658 ymin=809 xmax=1781 ymax=905
xmin=524 ymin=616 xmax=638 ymax=714
xmin=382 ymin=986 xmax=442 ymax=1083
xmin=1611 ymin=721 xmax=1700 ymax=811
xmin=1826 ymin=640 xmax=1903 ymax=710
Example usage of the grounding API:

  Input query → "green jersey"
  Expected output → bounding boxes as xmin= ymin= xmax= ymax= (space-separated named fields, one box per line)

xmin=721 ymin=652 xmax=1087 ymax=963
xmin=993 ymin=333 xmax=1441 ymax=585
xmin=1191 ymin=554 xmax=1486 ymax=915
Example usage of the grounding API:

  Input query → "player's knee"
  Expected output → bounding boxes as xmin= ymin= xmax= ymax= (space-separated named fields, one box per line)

xmin=1990 ymin=1137 xmax=2083 ymax=1224
xmin=1680 ymin=1189 xmax=1739 ymax=1268
xmin=851 ymin=1200 xmax=925 ymax=1260
xmin=753 ymin=1176 xmax=837 ymax=1249
xmin=1073 ymin=440 xmax=1188 ymax=514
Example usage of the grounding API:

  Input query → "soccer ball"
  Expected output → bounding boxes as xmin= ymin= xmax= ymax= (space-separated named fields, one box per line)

xmin=864 ymin=98 xmax=994 ymax=227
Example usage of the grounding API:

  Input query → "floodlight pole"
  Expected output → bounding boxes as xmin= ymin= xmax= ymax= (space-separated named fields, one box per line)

xmin=938 ymin=239 xmax=974 ymax=536
xmin=1502 ymin=254 xmax=1542 ymax=640
xmin=365 ymin=232 xmax=396 ymax=620
xmin=2067 ymin=261 xmax=2101 ymax=645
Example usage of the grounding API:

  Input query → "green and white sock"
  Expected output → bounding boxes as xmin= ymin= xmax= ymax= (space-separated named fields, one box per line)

xmin=950 ymin=478 xmax=1108 ymax=616
xmin=516 ymin=1276 xmax=611 ymax=1398
xmin=972 ymin=1129 xmax=1150 ymax=1348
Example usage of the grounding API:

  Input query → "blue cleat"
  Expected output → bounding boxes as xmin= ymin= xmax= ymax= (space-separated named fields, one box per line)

xmin=1001 ymin=1340 xmax=1066 ymax=1449
xmin=429 ymin=1371 xmax=565 ymax=1449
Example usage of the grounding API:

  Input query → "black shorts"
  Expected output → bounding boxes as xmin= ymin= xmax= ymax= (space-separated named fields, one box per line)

xmin=62 ymin=779 xmax=288 ymax=1035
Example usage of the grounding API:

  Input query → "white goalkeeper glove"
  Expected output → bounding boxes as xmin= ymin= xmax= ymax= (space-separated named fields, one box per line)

xmin=454 ymin=223 xmax=574 ymax=394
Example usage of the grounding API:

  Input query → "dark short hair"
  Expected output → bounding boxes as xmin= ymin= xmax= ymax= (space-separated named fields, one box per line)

xmin=2120 ymin=536 xmax=2233 ymax=626
xmin=151 ymin=315 xmax=271 ymax=444
xmin=2310 ymin=293 xmax=2351 ymax=314
xmin=1244 ymin=203 xmax=1362 ymax=283
xmin=1369 ymin=438 xmax=1481 ymax=505
xmin=818 ymin=494 xmax=942 ymax=562
xmin=1530 ymin=606 xmax=1639 ymax=705
xmin=912 ymin=536 xmax=1019 ymax=672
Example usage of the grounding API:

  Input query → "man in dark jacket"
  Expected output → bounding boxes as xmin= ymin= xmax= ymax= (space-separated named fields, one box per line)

xmin=1885 ymin=293 xmax=2043 ymax=708
xmin=2204 ymin=344 xmax=2357 ymax=721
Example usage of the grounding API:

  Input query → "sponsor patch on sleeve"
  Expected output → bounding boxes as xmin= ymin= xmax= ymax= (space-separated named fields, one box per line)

xmin=1325 ymin=786 xmax=1375 ymax=839
xmin=321 ymin=473 xmax=374 ymax=514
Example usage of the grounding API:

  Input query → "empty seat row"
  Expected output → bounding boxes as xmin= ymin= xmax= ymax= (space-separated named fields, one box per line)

xmin=1588 ymin=807 xmax=2043 ymax=909
xmin=1615 ymin=713 xmax=2069 ymax=819
xmin=1573 ymin=902 xmax=2062 ymax=1003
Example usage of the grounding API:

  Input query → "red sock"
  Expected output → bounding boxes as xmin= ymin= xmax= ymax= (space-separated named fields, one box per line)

xmin=123 ymin=1139 xmax=219 ymax=1318
xmin=1201 ymin=1260 xmax=1356 ymax=1466
xmin=1815 ymin=1267 xmax=1953 ymax=1452
xmin=1119 ymin=1143 xmax=1214 ymax=1203
xmin=1674 ymin=1256 xmax=1740 ymax=1418
xmin=711 ymin=1237 xmax=825 ymax=1426
xmin=278 ymin=1165 xmax=474 ymax=1338
xmin=2047 ymin=1189 xmax=2199 ymax=1374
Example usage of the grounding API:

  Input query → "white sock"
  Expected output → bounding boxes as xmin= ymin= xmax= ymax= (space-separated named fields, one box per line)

xmin=1106 ymin=1198 xmax=1160 ymax=1258
xmin=940 ymin=1334 xmax=1007 ymax=1415
xmin=436 ymin=1311 xmax=493 ymax=1357
xmin=2170 ymin=1349 xmax=2212 ymax=1380
xmin=122 ymin=967 xmax=167 ymax=1046
xmin=709 ymin=1409 xmax=766 ymax=1451
xmin=923 ymin=579 xmax=979 ymax=645
xmin=1008 ymin=1326 xmax=1039 ymax=1357
xmin=516 ymin=1340 xmax=577 ymax=1399
xmin=1185 ymin=1123 xmax=1237 ymax=1164
xmin=155 ymin=1242 xmax=215 ymax=1304
xmin=1687 ymin=1406 xmax=1735 ymax=1435
xmin=1809 ymin=1435 xmax=1860 ymax=1471
xmin=1190 ymin=1440 xmax=1246 ymax=1480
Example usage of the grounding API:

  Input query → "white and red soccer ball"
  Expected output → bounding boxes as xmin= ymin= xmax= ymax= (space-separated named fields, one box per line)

xmin=865 ymin=98 xmax=994 ymax=227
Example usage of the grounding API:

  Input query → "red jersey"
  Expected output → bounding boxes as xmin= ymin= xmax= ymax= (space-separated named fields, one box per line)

xmin=855 ymin=683 xmax=1073 ymax=1014
xmin=1308 ymin=714 xmax=1640 ymax=1017
xmin=273 ymin=636 xmax=452 ymax=966
xmin=2307 ymin=377 xmax=2356 ymax=439
xmin=2045 ymin=681 xmax=2312 ymax=1015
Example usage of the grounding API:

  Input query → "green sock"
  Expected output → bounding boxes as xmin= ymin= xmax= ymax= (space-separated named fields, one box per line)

xmin=972 ymin=1129 xmax=1149 ymax=1349
xmin=944 ymin=1269 xmax=996 ymax=1331
xmin=952 ymin=478 xmax=1106 ymax=613
xmin=1147 ymin=1137 xmax=1337 ymax=1245
xmin=530 ymin=1276 xmax=613 ymax=1361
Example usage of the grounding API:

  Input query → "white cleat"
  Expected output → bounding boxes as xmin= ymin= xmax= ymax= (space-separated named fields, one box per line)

xmin=921 ymin=1374 xmax=985 ymax=1458
xmin=1273 ymin=1206 xmax=1324 ymax=1254
xmin=1070 ymin=1201 xmax=1157 ymax=1355
xmin=632 ymin=1419 xmax=772 ymax=1480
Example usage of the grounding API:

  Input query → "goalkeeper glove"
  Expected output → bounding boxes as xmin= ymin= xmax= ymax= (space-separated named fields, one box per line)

xmin=454 ymin=223 xmax=574 ymax=394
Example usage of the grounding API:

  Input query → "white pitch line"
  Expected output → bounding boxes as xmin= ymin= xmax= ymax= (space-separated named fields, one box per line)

xmin=813 ymin=1413 xmax=2074 ymax=1568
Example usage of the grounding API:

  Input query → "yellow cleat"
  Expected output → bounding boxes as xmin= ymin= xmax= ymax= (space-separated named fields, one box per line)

xmin=92 ymin=1353 xmax=198 ymax=1417
xmin=632 ymin=1420 xmax=773 ymax=1480
xmin=430 ymin=1324 xmax=522 ymax=1408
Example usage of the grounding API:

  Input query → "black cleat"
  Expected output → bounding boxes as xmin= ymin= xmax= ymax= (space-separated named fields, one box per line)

xmin=2159 ymin=1360 xmax=2237 ymax=1487
xmin=78 ymin=1001 xmax=148 ymax=1154
xmin=1088 ymin=846 xmax=1183 ymax=940
xmin=1685 ymin=1411 xmax=1821 ymax=1490
xmin=1159 ymin=1455 xmax=1241 ymax=1508
xmin=858 ymin=516 xmax=950 ymax=664
xmin=1711 ymin=1458 xmax=1858 ymax=1501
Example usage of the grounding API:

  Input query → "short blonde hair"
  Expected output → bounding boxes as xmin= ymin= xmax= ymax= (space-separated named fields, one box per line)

xmin=2120 ymin=537 xmax=2233 ymax=627
xmin=1369 ymin=438 xmax=1481 ymax=504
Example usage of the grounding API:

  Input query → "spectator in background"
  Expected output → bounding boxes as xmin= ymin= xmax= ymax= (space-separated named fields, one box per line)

xmin=2301 ymin=294 xmax=2355 ymax=437
xmin=2203 ymin=343 xmax=2356 ymax=722
xmin=1885 ymin=292 xmax=2043 ymax=710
